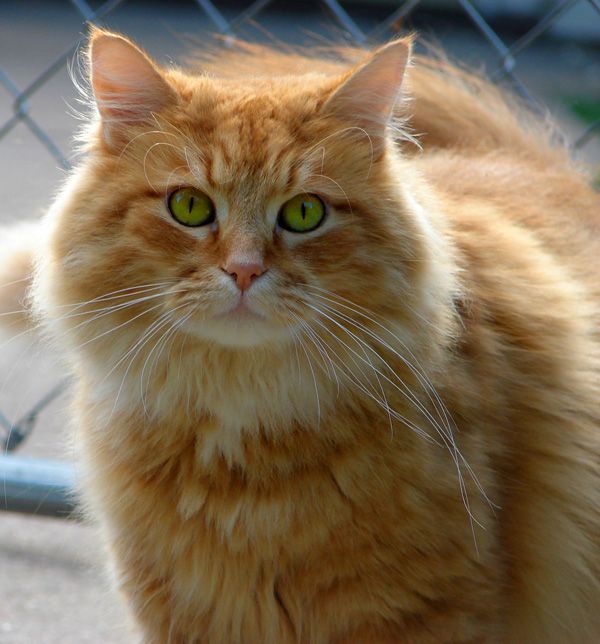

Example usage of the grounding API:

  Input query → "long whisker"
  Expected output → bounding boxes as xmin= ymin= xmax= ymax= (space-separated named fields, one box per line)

xmin=105 ymin=308 xmax=187 ymax=422
xmin=301 ymin=308 xmax=435 ymax=443
xmin=300 ymin=126 xmax=375 ymax=164
xmin=0 ymin=283 xmax=178 ymax=346
xmin=308 ymin=312 xmax=396 ymax=434
xmin=104 ymin=306 xmax=179 ymax=383
xmin=150 ymin=113 xmax=207 ymax=164
xmin=306 ymin=174 xmax=353 ymax=214
xmin=142 ymin=141 xmax=187 ymax=192
xmin=73 ymin=300 xmax=170 ymax=352
xmin=304 ymin=285 xmax=455 ymax=435
xmin=163 ymin=310 xmax=194 ymax=382
xmin=49 ymin=281 xmax=177 ymax=313
xmin=301 ymin=293 xmax=493 ymax=532
xmin=312 ymin=304 xmax=481 ymax=530
xmin=43 ymin=288 xmax=192 ymax=356
xmin=0 ymin=275 xmax=32 ymax=289
xmin=140 ymin=304 xmax=193 ymax=416
xmin=332 ymin=304 xmax=456 ymax=441
xmin=289 ymin=314 xmax=321 ymax=427
xmin=118 ymin=129 xmax=179 ymax=162
xmin=0 ymin=320 xmax=47 ymax=353
xmin=0 ymin=283 xmax=177 ymax=366
xmin=0 ymin=307 xmax=32 ymax=319
xmin=291 ymin=313 xmax=339 ymax=393
xmin=325 ymin=302 xmax=457 ymax=444
xmin=53 ymin=290 xmax=182 ymax=331
xmin=287 ymin=325 xmax=303 ymax=386
xmin=311 ymin=299 xmax=489 ymax=505
xmin=326 ymin=311 xmax=394 ymax=433
xmin=163 ymin=164 xmax=193 ymax=200
xmin=308 ymin=311 xmax=386 ymax=405
xmin=307 ymin=301 xmax=451 ymax=442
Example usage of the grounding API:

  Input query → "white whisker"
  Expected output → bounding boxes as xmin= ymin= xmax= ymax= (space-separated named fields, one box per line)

xmin=118 ymin=129 xmax=179 ymax=162
xmin=0 ymin=275 xmax=31 ymax=289
xmin=304 ymin=285 xmax=455 ymax=436
xmin=289 ymin=314 xmax=321 ymax=427
xmin=288 ymin=325 xmax=303 ymax=386
xmin=105 ymin=310 xmax=182 ymax=422
xmin=300 ymin=286 xmax=494 ymax=529
xmin=291 ymin=313 xmax=340 ymax=393
xmin=302 ymin=308 xmax=434 ymax=443
xmin=74 ymin=300 xmax=169 ymax=352
xmin=140 ymin=304 xmax=193 ymax=415
xmin=309 ymin=301 xmax=450 ymax=440
xmin=142 ymin=141 xmax=186 ymax=192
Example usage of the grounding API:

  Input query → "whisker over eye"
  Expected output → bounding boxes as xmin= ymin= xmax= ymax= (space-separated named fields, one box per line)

xmin=168 ymin=187 xmax=216 ymax=227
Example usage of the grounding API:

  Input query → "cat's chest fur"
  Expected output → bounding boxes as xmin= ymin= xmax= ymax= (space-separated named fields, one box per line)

xmin=77 ymin=379 xmax=498 ymax=644
xmin=87 ymin=337 xmax=340 ymax=467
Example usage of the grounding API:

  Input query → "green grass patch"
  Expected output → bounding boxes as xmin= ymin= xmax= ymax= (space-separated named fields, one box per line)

xmin=565 ymin=96 xmax=600 ymax=191
xmin=567 ymin=97 xmax=600 ymax=125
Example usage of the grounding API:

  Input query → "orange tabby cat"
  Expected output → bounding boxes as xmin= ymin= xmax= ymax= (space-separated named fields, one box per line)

xmin=3 ymin=27 xmax=600 ymax=643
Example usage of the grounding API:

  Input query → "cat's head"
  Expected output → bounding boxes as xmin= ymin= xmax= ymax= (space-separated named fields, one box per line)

xmin=37 ymin=30 xmax=443 ymax=355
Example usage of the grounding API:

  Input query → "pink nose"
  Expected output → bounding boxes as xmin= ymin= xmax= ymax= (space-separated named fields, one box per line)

xmin=221 ymin=260 xmax=266 ymax=292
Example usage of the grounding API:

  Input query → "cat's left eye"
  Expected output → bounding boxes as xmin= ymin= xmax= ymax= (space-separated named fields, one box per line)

xmin=278 ymin=194 xmax=326 ymax=233
xmin=168 ymin=187 xmax=215 ymax=227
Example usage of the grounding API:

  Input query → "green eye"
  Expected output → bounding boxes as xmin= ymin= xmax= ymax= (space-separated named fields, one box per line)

xmin=278 ymin=194 xmax=326 ymax=233
xmin=168 ymin=187 xmax=215 ymax=227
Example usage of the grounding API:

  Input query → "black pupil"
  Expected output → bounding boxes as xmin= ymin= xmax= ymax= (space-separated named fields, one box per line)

xmin=189 ymin=196 xmax=194 ymax=214
xmin=301 ymin=201 xmax=307 ymax=219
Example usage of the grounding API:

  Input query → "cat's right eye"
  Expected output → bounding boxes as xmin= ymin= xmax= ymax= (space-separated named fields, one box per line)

xmin=168 ymin=187 xmax=216 ymax=227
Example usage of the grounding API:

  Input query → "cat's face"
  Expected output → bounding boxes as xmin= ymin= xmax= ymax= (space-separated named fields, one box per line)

xmin=42 ymin=31 xmax=426 ymax=352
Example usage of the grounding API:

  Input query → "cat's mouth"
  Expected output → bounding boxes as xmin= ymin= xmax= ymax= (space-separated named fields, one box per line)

xmin=179 ymin=293 xmax=297 ymax=347
xmin=217 ymin=298 xmax=266 ymax=321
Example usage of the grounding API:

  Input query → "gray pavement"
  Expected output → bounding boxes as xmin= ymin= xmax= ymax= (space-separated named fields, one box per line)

xmin=0 ymin=331 xmax=131 ymax=644
xmin=1 ymin=512 xmax=129 ymax=644
xmin=1 ymin=2 xmax=599 ymax=643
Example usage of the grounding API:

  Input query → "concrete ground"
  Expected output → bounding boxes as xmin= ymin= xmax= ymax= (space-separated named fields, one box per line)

xmin=0 ymin=2 xmax=599 ymax=643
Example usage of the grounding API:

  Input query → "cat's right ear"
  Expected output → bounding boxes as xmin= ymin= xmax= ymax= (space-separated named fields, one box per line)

xmin=322 ymin=38 xmax=411 ymax=156
xmin=88 ymin=28 xmax=176 ymax=147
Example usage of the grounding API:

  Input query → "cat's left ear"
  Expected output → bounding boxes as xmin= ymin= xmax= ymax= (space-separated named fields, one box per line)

xmin=323 ymin=38 xmax=411 ymax=154
xmin=88 ymin=28 xmax=176 ymax=147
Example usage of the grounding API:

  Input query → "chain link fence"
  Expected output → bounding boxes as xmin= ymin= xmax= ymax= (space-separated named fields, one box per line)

xmin=1 ymin=0 xmax=600 ymax=517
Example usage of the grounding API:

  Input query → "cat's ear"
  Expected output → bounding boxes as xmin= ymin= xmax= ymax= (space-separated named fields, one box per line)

xmin=88 ymin=28 xmax=176 ymax=146
xmin=323 ymin=38 xmax=411 ymax=154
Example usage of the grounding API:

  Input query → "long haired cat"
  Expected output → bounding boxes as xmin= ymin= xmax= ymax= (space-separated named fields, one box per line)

xmin=2 ymin=27 xmax=600 ymax=643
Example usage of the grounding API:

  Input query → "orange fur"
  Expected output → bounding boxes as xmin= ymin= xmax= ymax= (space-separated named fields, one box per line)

xmin=3 ymin=28 xmax=600 ymax=642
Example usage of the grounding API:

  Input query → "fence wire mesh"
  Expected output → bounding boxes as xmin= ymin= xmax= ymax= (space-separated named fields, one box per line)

xmin=1 ymin=0 xmax=599 ymax=461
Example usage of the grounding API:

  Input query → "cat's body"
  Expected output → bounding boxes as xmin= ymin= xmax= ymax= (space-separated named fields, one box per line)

xmin=2 ymin=32 xmax=600 ymax=643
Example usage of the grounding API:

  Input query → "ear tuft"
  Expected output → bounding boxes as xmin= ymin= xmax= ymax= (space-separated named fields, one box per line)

xmin=323 ymin=38 xmax=411 ymax=153
xmin=89 ymin=28 xmax=175 ymax=144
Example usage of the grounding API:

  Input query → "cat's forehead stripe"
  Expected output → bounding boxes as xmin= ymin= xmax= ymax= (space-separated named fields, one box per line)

xmin=191 ymin=135 xmax=304 ymax=198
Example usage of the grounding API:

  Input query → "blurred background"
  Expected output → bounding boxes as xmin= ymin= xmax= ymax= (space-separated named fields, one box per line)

xmin=1 ymin=1 xmax=599 ymax=642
